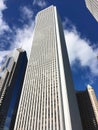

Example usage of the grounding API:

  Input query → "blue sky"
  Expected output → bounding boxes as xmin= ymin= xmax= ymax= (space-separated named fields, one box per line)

xmin=0 ymin=0 xmax=98 ymax=97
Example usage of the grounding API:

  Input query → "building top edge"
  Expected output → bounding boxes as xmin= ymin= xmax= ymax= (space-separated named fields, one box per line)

xmin=87 ymin=84 xmax=93 ymax=89
xmin=37 ymin=5 xmax=56 ymax=15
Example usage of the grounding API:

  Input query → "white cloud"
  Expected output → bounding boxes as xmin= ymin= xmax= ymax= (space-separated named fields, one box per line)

xmin=64 ymin=27 xmax=98 ymax=75
xmin=0 ymin=0 xmax=11 ymax=66
xmin=0 ymin=50 xmax=11 ymax=65
xmin=10 ymin=7 xmax=35 ymax=59
xmin=20 ymin=6 xmax=34 ymax=21
xmin=0 ymin=6 xmax=34 ymax=66
xmin=0 ymin=0 xmax=6 ymax=10
xmin=0 ymin=5 xmax=35 ymax=66
xmin=33 ymin=0 xmax=47 ymax=8
xmin=0 ymin=0 xmax=10 ymax=34
xmin=0 ymin=21 xmax=34 ymax=66
xmin=11 ymin=22 xmax=34 ymax=59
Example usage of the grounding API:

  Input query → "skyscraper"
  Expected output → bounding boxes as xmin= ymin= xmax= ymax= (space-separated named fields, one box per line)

xmin=85 ymin=0 xmax=98 ymax=22
xmin=76 ymin=85 xmax=98 ymax=130
xmin=0 ymin=48 xmax=27 ymax=130
xmin=14 ymin=6 xmax=82 ymax=130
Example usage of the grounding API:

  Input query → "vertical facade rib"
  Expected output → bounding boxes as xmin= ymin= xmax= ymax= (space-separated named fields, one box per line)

xmin=14 ymin=6 xmax=82 ymax=130
xmin=85 ymin=0 xmax=98 ymax=21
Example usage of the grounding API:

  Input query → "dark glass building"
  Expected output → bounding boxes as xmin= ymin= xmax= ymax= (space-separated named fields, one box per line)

xmin=0 ymin=48 xmax=27 ymax=130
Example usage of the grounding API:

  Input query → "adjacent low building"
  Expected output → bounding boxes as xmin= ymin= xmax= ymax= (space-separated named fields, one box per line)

xmin=76 ymin=85 xmax=98 ymax=130
xmin=0 ymin=48 xmax=27 ymax=130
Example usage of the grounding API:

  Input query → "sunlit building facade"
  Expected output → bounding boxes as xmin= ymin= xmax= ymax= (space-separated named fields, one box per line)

xmin=14 ymin=6 xmax=82 ymax=130
xmin=85 ymin=0 xmax=98 ymax=21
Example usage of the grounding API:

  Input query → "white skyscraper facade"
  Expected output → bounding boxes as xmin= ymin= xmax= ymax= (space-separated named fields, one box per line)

xmin=14 ymin=6 xmax=82 ymax=130
xmin=85 ymin=0 xmax=98 ymax=22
